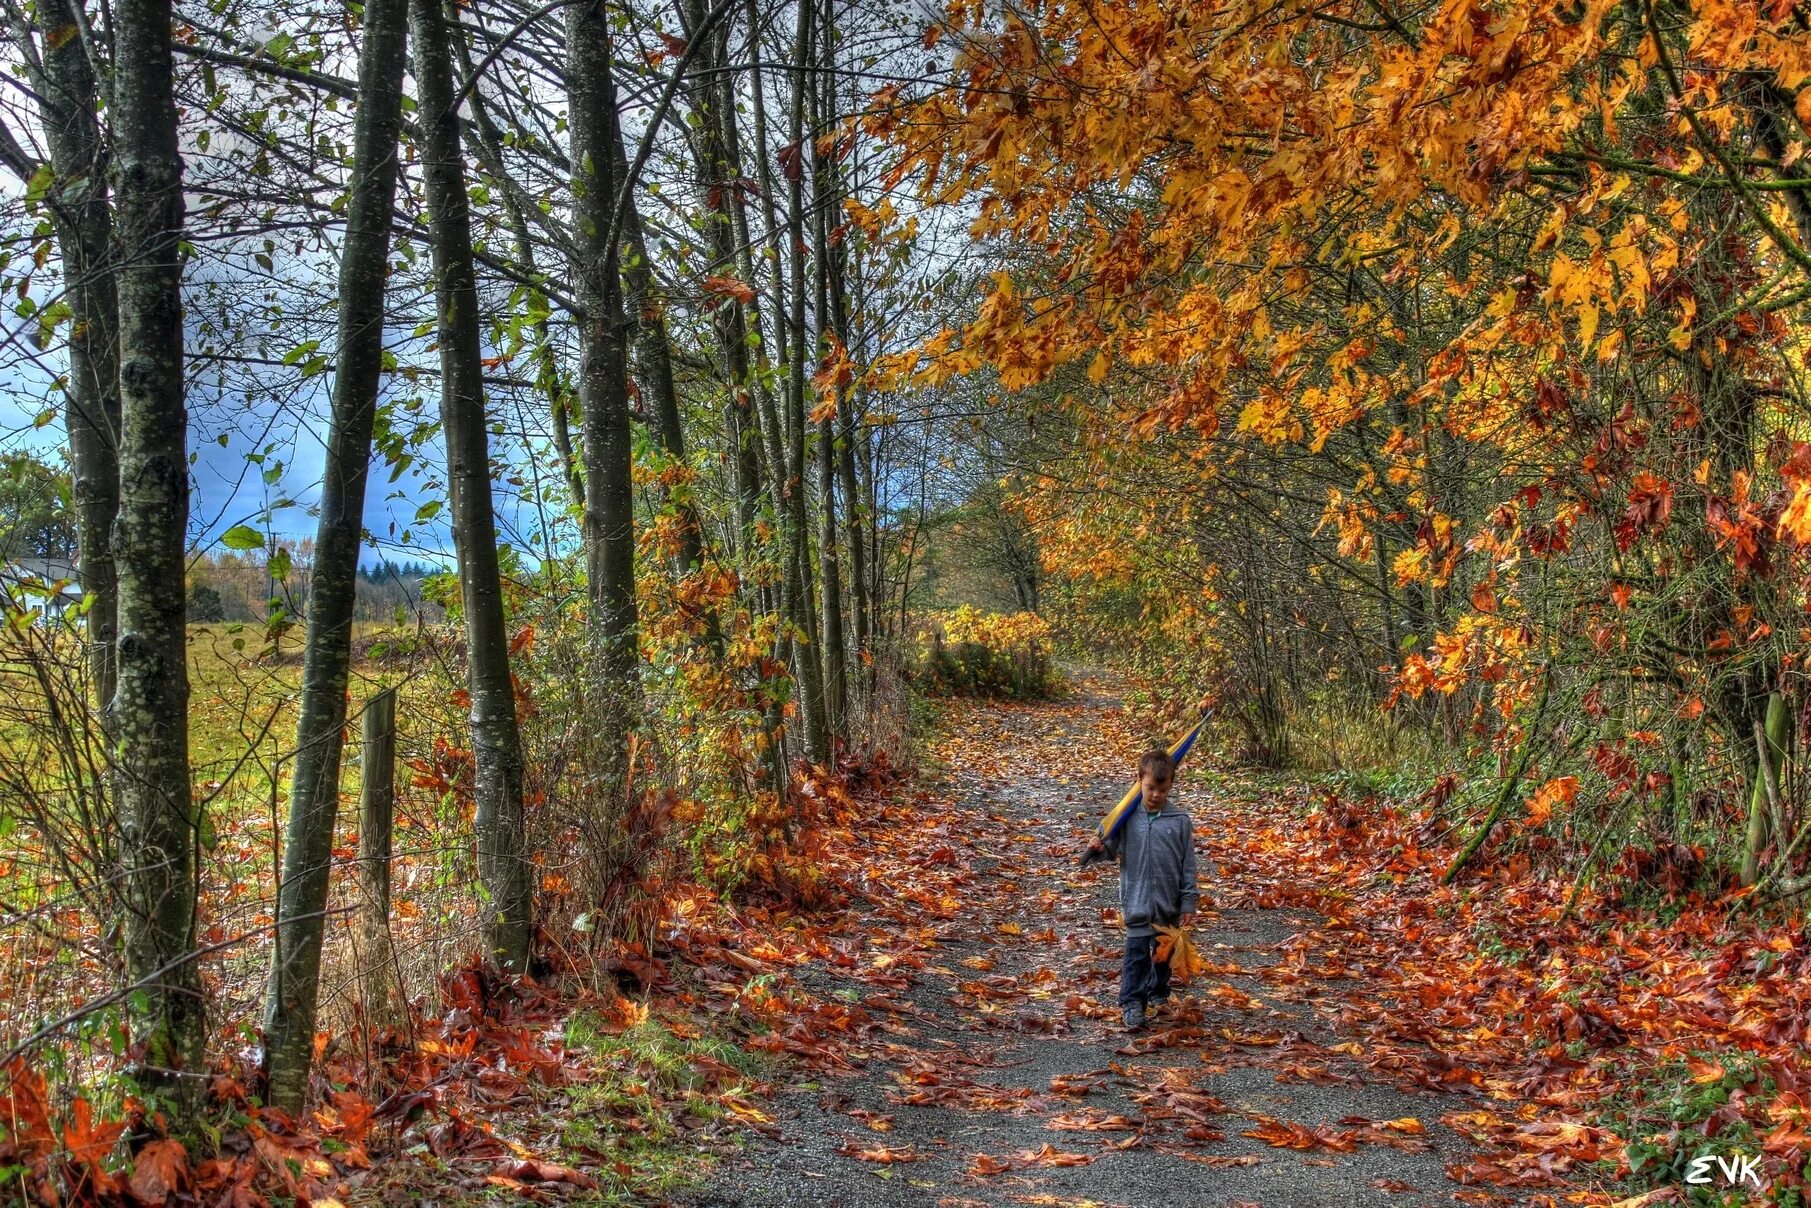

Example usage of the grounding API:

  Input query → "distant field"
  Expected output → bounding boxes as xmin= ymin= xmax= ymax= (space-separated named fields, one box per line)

xmin=0 ymin=619 xmax=478 ymax=1048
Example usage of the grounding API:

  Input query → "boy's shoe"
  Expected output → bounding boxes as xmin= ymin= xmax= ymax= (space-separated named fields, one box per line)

xmin=1122 ymin=1001 xmax=1147 ymax=1031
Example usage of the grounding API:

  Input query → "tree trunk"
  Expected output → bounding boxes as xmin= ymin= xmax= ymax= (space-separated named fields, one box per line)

xmin=26 ymin=0 xmax=121 ymax=720
xmin=262 ymin=0 xmax=410 ymax=1111
xmin=567 ymin=0 xmax=640 ymax=792
xmin=738 ymin=12 xmax=796 ymax=535
xmin=1443 ymin=674 xmax=1553 ymax=884
xmin=452 ymin=29 xmax=583 ymax=518
xmin=828 ymin=221 xmax=870 ymax=704
xmin=1743 ymin=691 xmax=1790 ymax=887
xmin=780 ymin=0 xmax=830 ymax=765
xmin=810 ymin=67 xmax=847 ymax=744
xmin=111 ymin=0 xmax=202 ymax=1104
xmin=704 ymin=4 xmax=789 ymax=792
xmin=683 ymin=0 xmax=761 ymax=562
xmin=414 ymin=0 xmax=532 ymax=971
xmin=815 ymin=0 xmax=869 ymax=717
xmin=604 ymin=70 xmax=706 ymax=587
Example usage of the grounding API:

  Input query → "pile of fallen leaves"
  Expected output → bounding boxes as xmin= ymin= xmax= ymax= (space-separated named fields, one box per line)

xmin=0 ymin=754 xmax=920 ymax=1206
xmin=19 ymin=690 xmax=1811 ymax=1204
xmin=0 ymin=968 xmax=730 ymax=1205
xmin=1211 ymin=777 xmax=1811 ymax=1200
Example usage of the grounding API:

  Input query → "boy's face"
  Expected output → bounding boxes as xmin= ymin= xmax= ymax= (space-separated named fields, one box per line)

xmin=1142 ymin=770 xmax=1173 ymax=811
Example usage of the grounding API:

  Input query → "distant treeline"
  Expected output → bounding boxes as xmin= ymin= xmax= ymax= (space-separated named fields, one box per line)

xmin=186 ymin=548 xmax=446 ymax=625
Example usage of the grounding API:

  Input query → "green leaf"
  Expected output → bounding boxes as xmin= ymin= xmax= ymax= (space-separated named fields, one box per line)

xmin=414 ymin=500 xmax=443 ymax=522
xmin=221 ymin=524 xmax=265 ymax=551
xmin=24 ymin=164 xmax=54 ymax=206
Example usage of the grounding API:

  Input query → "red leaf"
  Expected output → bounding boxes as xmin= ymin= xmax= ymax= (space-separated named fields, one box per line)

xmin=777 ymin=140 xmax=804 ymax=182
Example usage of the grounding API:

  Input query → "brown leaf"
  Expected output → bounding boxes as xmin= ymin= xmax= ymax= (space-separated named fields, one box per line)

xmin=1241 ymin=1117 xmax=1358 ymax=1152
xmin=837 ymin=1143 xmax=924 ymax=1163
xmin=128 ymin=1139 xmax=188 ymax=1206
xmin=502 ymin=1159 xmax=598 ymax=1189
xmin=1014 ymin=1142 xmax=1095 ymax=1167
xmin=701 ymin=275 xmax=757 ymax=307
xmin=1152 ymin=925 xmax=1208 ymax=981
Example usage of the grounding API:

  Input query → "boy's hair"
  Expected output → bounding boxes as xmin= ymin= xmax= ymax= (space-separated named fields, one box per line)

xmin=1137 ymin=748 xmax=1174 ymax=782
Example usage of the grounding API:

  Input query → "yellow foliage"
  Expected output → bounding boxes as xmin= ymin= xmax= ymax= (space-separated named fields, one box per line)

xmin=1152 ymin=925 xmax=1208 ymax=983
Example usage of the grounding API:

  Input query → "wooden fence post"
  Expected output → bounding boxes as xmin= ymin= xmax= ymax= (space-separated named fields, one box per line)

xmin=357 ymin=687 xmax=405 ymax=1028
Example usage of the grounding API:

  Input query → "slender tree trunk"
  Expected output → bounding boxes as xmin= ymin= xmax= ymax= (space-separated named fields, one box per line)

xmin=414 ymin=0 xmax=531 ymax=970
xmin=809 ymin=55 xmax=847 ymax=744
xmin=739 ymin=19 xmax=794 ymax=531
xmin=26 ymin=0 xmax=121 ymax=720
xmin=603 ymin=72 xmax=705 ymax=586
xmin=703 ymin=5 xmax=788 ymax=791
xmin=779 ymin=0 xmax=830 ymax=765
xmin=1443 ymin=674 xmax=1553 ymax=884
xmin=356 ymin=688 xmax=405 ymax=1028
xmin=568 ymin=0 xmax=640 ymax=791
xmin=452 ymin=31 xmax=584 ymax=517
xmin=262 ymin=0 xmax=410 ymax=1111
xmin=111 ymin=0 xmax=202 ymax=1104
xmin=815 ymin=412 xmax=846 ymax=740
xmin=1743 ymin=691 xmax=1790 ymax=887
xmin=830 ymin=235 xmax=869 ymax=705
xmin=682 ymin=0 xmax=760 ymax=562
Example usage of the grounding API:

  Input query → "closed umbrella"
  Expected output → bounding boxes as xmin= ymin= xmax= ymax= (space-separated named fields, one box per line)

xmin=1080 ymin=713 xmax=1210 ymax=864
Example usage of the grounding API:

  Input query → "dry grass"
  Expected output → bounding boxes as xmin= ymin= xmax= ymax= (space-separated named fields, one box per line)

xmin=0 ymin=618 xmax=487 ymax=1077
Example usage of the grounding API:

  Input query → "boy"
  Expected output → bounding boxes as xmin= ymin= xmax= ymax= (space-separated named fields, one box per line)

xmin=1086 ymin=749 xmax=1199 ymax=1030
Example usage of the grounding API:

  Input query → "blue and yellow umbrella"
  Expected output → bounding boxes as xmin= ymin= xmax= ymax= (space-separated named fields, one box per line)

xmin=1082 ymin=713 xmax=1211 ymax=863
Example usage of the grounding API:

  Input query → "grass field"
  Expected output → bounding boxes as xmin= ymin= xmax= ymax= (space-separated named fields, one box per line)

xmin=0 ymin=618 xmax=484 ymax=1069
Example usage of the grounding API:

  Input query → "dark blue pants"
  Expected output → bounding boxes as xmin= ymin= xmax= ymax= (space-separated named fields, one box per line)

xmin=1120 ymin=933 xmax=1172 ymax=1007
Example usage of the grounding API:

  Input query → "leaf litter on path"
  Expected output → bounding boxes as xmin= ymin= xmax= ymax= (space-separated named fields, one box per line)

xmin=689 ymin=689 xmax=1634 ymax=1206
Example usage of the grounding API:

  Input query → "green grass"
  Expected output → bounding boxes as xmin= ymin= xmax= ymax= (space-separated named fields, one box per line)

xmin=1284 ymin=696 xmax=1444 ymax=786
xmin=552 ymin=1013 xmax=772 ymax=1202
xmin=1596 ymin=1049 xmax=1807 ymax=1205
xmin=0 ymin=619 xmax=461 ymax=1042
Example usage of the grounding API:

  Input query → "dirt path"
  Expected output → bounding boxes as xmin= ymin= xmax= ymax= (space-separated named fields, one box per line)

xmin=689 ymin=692 xmax=1570 ymax=1207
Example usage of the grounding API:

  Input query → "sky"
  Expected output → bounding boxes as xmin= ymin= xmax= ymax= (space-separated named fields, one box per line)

xmin=0 ymin=243 xmax=567 ymax=572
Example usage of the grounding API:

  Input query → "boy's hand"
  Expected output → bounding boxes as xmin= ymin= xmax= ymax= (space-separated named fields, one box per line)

xmin=1086 ymin=837 xmax=1105 ymax=854
xmin=1179 ymin=912 xmax=1196 ymax=927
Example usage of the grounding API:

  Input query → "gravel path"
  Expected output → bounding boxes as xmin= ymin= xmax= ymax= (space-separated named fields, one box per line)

xmin=687 ymin=693 xmax=1542 ymax=1208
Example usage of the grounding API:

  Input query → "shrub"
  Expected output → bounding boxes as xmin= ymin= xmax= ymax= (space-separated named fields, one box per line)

xmin=912 ymin=606 xmax=1057 ymax=698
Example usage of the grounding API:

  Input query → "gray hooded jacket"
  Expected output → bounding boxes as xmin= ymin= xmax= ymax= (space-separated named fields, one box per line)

xmin=1104 ymin=802 xmax=1200 ymax=938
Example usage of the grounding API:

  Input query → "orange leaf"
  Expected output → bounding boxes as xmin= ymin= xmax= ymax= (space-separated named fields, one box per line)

xmin=701 ymin=275 xmax=757 ymax=306
xmin=63 ymin=1099 xmax=126 ymax=1168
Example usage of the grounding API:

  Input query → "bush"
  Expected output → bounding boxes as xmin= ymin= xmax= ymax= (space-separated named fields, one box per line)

xmin=912 ymin=606 xmax=1057 ymax=698
xmin=187 ymin=581 xmax=226 ymax=622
